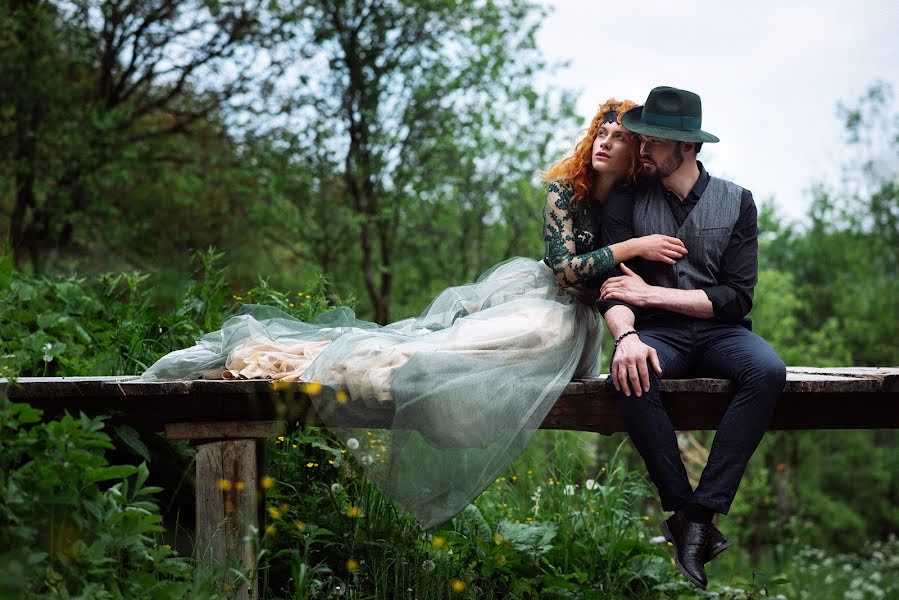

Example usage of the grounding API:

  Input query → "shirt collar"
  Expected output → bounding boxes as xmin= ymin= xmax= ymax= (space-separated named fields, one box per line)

xmin=691 ymin=161 xmax=710 ymax=200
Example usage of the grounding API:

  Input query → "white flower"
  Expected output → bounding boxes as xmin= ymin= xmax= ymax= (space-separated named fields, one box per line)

xmin=331 ymin=483 xmax=343 ymax=493
xmin=43 ymin=354 xmax=53 ymax=363
xmin=585 ymin=479 xmax=597 ymax=490
xmin=346 ymin=437 xmax=359 ymax=450
xmin=421 ymin=559 xmax=435 ymax=572
xmin=360 ymin=453 xmax=374 ymax=465
xmin=649 ymin=536 xmax=667 ymax=545
xmin=563 ymin=484 xmax=575 ymax=496
xmin=43 ymin=342 xmax=52 ymax=351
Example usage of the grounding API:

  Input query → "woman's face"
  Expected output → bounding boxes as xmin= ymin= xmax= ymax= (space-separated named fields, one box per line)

xmin=591 ymin=121 xmax=637 ymax=180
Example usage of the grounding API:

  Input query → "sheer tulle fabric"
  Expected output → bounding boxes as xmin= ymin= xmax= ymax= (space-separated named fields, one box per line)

xmin=140 ymin=257 xmax=603 ymax=528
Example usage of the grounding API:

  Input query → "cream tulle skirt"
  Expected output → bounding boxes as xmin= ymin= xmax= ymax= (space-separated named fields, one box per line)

xmin=141 ymin=257 xmax=603 ymax=528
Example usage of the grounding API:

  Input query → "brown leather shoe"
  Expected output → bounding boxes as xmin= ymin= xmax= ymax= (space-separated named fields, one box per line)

xmin=660 ymin=511 xmax=712 ymax=590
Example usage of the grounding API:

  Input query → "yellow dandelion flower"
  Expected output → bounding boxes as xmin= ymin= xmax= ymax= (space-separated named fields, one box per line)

xmin=268 ymin=507 xmax=281 ymax=519
xmin=305 ymin=293 xmax=311 ymax=298
xmin=224 ymin=500 xmax=235 ymax=514
xmin=296 ymin=292 xmax=302 ymax=297
xmin=217 ymin=478 xmax=232 ymax=491
xmin=235 ymin=481 xmax=246 ymax=491
xmin=347 ymin=558 xmax=360 ymax=572
xmin=303 ymin=381 xmax=322 ymax=395
xmin=450 ymin=578 xmax=466 ymax=593
xmin=306 ymin=462 xmax=315 ymax=468
xmin=280 ymin=503 xmax=290 ymax=511
xmin=328 ymin=459 xmax=335 ymax=465
xmin=600 ymin=466 xmax=606 ymax=473
xmin=266 ymin=524 xmax=277 ymax=536
xmin=340 ymin=449 xmax=347 ymax=454
xmin=366 ymin=431 xmax=373 ymax=436
xmin=492 ymin=533 xmax=504 ymax=544
xmin=276 ymin=436 xmax=285 ymax=443
xmin=432 ymin=535 xmax=446 ymax=548
xmin=272 ymin=379 xmax=293 ymax=391
xmin=643 ymin=516 xmax=651 ymax=521
xmin=346 ymin=505 xmax=362 ymax=518
xmin=527 ymin=469 xmax=533 ymax=476
xmin=289 ymin=302 xmax=295 ymax=307
xmin=292 ymin=444 xmax=298 ymax=449
xmin=261 ymin=475 xmax=274 ymax=490
xmin=336 ymin=390 xmax=349 ymax=404
xmin=294 ymin=520 xmax=306 ymax=531
xmin=511 ymin=475 xmax=518 ymax=481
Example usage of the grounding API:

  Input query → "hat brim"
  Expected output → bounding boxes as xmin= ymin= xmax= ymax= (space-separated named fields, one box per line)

xmin=621 ymin=106 xmax=720 ymax=143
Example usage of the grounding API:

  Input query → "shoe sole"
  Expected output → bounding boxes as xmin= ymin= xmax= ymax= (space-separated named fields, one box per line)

xmin=660 ymin=522 xmax=707 ymax=591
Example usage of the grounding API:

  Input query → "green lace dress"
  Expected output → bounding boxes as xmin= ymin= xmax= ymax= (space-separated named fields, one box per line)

xmin=141 ymin=181 xmax=618 ymax=529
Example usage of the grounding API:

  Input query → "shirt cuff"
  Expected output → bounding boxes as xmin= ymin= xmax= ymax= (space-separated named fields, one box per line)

xmin=703 ymin=286 xmax=740 ymax=321
xmin=597 ymin=299 xmax=639 ymax=317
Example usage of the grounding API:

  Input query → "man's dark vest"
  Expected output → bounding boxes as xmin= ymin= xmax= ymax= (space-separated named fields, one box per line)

xmin=633 ymin=176 xmax=743 ymax=291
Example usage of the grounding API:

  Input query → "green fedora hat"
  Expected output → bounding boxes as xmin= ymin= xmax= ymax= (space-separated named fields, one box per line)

xmin=621 ymin=86 xmax=720 ymax=143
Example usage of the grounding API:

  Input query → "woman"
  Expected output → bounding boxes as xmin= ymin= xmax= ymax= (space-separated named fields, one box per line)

xmin=140 ymin=98 xmax=684 ymax=529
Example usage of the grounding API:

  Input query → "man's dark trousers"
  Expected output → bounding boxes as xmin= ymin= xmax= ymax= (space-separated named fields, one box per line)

xmin=614 ymin=316 xmax=786 ymax=515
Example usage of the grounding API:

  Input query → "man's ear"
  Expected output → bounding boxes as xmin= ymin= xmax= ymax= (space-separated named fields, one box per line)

xmin=679 ymin=141 xmax=697 ymax=155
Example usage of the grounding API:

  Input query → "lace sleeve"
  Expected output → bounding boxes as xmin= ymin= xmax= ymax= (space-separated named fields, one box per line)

xmin=542 ymin=182 xmax=615 ymax=286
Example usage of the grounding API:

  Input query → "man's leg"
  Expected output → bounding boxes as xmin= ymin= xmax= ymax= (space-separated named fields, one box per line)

xmin=691 ymin=324 xmax=786 ymax=514
xmin=614 ymin=322 xmax=694 ymax=511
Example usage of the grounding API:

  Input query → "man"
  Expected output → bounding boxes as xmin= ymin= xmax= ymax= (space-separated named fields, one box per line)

xmin=597 ymin=86 xmax=786 ymax=590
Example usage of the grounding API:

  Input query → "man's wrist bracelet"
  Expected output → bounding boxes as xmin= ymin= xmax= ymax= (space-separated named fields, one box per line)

xmin=614 ymin=330 xmax=639 ymax=349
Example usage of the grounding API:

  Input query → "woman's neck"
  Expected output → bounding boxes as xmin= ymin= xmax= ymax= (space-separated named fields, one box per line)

xmin=591 ymin=175 xmax=619 ymax=203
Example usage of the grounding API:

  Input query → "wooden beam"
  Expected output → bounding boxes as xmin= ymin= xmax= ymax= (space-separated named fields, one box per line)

xmin=195 ymin=439 xmax=261 ymax=600
xmin=166 ymin=420 xmax=287 ymax=440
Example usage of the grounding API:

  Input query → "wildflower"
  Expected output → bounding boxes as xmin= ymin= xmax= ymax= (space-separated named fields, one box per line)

xmin=493 ymin=533 xmax=504 ymax=545
xmin=306 ymin=462 xmax=315 ymax=468
xmin=527 ymin=469 xmax=533 ymax=476
xmin=289 ymin=302 xmax=295 ymax=308
xmin=643 ymin=515 xmax=651 ymax=521
xmin=303 ymin=381 xmax=323 ymax=395
xmin=43 ymin=342 xmax=52 ymax=351
xmin=43 ymin=352 xmax=53 ymax=363
xmin=328 ymin=459 xmax=335 ymax=465
xmin=276 ymin=436 xmax=285 ymax=442
xmin=266 ymin=524 xmax=277 ymax=536
xmin=224 ymin=500 xmax=235 ymax=514
xmin=421 ymin=559 xmax=435 ymax=572
xmin=563 ymin=484 xmax=576 ymax=496
xmin=432 ymin=535 xmax=446 ymax=548
xmin=450 ymin=578 xmax=466 ymax=593
xmin=336 ymin=390 xmax=349 ymax=404
xmin=340 ymin=448 xmax=347 ymax=454
xmin=346 ymin=558 xmax=360 ymax=572
xmin=292 ymin=444 xmax=298 ymax=449
xmin=217 ymin=479 xmax=232 ymax=491
xmin=600 ymin=466 xmax=606 ymax=473
xmin=235 ymin=480 xmax=246 ymax=491
xmin=331 ymin=483 xmax=343 ymax=493
xmin=346 ymin=505 xmax=362 ymax=518
xmin=294 ymin=520 xmax=306 ymax=531
xmin=268 ymin=506 xmax=281 ymax=519
xmin=346 ymin=437 xmax=360 ymax=450
xmin=261 ymin=475 xmax=274 ymax=490
xmin=585 ymin=478 xmax=597 ymax=490
xmin=511 ymin=475 xmax=518 ymax=481
xmin=280 ymin=502 xmax=290 ymax=511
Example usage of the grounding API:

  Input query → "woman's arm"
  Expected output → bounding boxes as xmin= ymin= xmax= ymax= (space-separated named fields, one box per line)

xmin=543 ymin=183 xmax=618 ymax=287
xmin=543 ymin=183 xmax=685 ymax=288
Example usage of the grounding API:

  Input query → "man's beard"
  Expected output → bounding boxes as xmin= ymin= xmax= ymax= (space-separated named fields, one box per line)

xmin=640 ymin=144 xmax=684 ymax=182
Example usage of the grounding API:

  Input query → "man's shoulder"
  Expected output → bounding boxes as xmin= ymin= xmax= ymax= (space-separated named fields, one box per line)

xmin=705 ymin=174 xmax=752 ymax=200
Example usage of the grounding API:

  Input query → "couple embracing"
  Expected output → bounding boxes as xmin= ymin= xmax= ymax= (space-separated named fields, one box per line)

xmin=543 ymin=85 xmax=786 ymax=589
xmin=142 ymin=85 xmax=786 ymax=590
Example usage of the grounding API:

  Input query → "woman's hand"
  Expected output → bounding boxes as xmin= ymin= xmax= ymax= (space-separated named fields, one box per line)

xmin=634 ymin=234 xmax=687 ymax=264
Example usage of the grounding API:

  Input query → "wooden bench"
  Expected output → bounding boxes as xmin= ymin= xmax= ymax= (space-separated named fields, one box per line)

xmin=3 ymin=367 xmax=897 ymax=599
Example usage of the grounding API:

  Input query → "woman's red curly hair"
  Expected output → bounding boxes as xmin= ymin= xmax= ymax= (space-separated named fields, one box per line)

xmin=541 ymin=98 xmax=641 ymax=208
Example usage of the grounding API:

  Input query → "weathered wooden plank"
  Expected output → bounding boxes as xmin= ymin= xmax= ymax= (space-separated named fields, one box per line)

xmin=166 ymin=420 xmax=287 ymax=440
xmin=196 ymin=439 xmax=260 ymax=600
xmin=3 ymin=367 xmax=897 ymax=433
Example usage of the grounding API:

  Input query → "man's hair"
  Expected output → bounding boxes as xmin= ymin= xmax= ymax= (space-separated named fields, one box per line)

xmin=679 ymin=141 xmax=703 ymax=155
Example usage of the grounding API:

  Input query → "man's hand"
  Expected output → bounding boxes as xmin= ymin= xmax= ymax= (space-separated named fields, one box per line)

xmin=600 ymin=263 xmax=656 ymax=307
xmin=612 ymin=333 xmax=662 ymax=397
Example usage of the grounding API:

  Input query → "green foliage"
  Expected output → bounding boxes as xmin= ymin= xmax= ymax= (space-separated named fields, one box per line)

xmin=0 ymin=397 xmax=192 ymax=598
xmin=256 ymin=430 xmax=694 ymax=599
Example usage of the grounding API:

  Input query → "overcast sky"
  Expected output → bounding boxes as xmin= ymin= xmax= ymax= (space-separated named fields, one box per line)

xmin=535 ymin=0 xmax=898 ymax=220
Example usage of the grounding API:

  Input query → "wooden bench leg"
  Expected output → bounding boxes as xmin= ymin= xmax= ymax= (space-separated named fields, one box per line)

xmin=195 ymin=438 xmax=262 ymax=600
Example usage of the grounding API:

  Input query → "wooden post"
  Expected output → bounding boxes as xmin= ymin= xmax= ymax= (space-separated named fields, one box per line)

xmin=167 ymin=421 xmax=286 ymax=600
